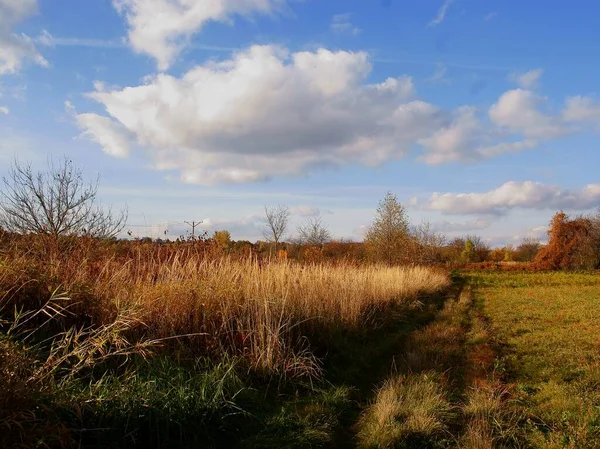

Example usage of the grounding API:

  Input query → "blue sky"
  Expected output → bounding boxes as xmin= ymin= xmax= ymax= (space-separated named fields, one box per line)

xmin=1 ymin=0 xmax=600 ymax=244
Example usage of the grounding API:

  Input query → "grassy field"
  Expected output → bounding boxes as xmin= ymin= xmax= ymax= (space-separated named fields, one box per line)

xmin=469 ymin=271 xmax=600 ymax=448
xmin=0 ymin=237 xmax=453 ymax=448
xmin=3 ymin=234 xmax=600 ymax=448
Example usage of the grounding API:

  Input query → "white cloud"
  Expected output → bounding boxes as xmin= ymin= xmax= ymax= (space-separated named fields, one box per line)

xmin=484 ymin=12 xmax=497 ymax=22
xmin=509 ymin=68 xmax=543 ymax=89
xmin=489 ymin=88 xmax=570 ymax=139
xmin=429 ymin=0 xmax=454 ymax=27
xmin=76 ymin=45 xmax=600 ymax=184
xmin=0 ymin=106 xmax=8 ymax=114
xmin=66 ymin=100 xmax=133 ymax=159
xmin=331 ymin=13 xmax=361 ymax=36
xmin=113 ymin=0 xmax=285 ymax=70
xmin=511 ymin=225 xmax=548 ymax=243
xmin=418 ymin=105 xmax=537 ymax=164
xmin=0 ymin=0 xmax=48 ymax=75
xmin=79 ymin=45 xmax=432 ymax=184
xmin=75 ymin=113 xmax=134 ymax=158
xmin=563 ymin=95 xmax=600 ymax=123
xmin=425 ymin=181 xmax=600 ymax=215
xmin=432 ymin=218 xmax=492 ymax=232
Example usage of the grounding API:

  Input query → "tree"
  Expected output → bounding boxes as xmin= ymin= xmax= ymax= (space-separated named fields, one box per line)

xmin=0 ymin=158 xmax=127 ymax=239
xmin=461 ymin=238 xmax=474 ymax=263
xmin=515 ymin=237 xmax=542 ymax=262
xmin=262 ymin=205 xmax=290 ymax=254
xmin=296 ymin=212 xmax=332 ymax=247
xmin=212 ymin=230 xmax=232 ymax=251
xmin=410 ymin=221 xmax=446 ymax=264
xmin=534 ymin=211 xmax=596 ymax=270
xmin=364 ymin=191 xmax=410 ymax=264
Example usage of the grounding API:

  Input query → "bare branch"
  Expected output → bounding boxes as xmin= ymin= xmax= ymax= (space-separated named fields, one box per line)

xmin=262 ymin=205 xmax=290 ymax=252
xmin=0 ymin=158 xmax=127 ymax=239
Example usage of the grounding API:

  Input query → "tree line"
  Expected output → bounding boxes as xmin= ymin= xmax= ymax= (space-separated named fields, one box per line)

xmin=0 ymin=159 xmax=598 ymax=270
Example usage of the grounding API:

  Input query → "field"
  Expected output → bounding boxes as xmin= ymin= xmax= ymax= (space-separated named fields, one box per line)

xmin=470 ymin=271 xmax=600 ymax=448
xmin=1 ymin=237 xmax=454 ymax=448
xmin=2 ymin=235 xmax=600 ymax=448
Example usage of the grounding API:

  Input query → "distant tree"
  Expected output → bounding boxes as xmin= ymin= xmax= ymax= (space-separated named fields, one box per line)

xmin=0 ymin=158 xmax=127 ymax=239
xmin=297 ymin=212 xmax=332 ymax=247
xmin=464 ymin=234 xmax=491 ymax=262
xmin=535 ymin=211 xmax=597 ymax=270
xmin=411 ymin=221 xmax=446 ymax=264
xmin=515 ymin=237 xmax=542 ymax=262
xmin=504 ymin=245 xmax=514 ymax=262
xmin=461 ymin=238 xmax=475 ymax=263
xmin=262 ymin=205 xmax=290 ymax=254
xmin=212 ymin=230 xmax=232 ymax=251
xmin=364 ymin=191 xmax=411 ymax=264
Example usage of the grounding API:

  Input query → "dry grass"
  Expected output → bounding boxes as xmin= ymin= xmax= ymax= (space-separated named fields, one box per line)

xmin=356 ymin=372 xmax=454 ymax=448
xmin=1 ymin=241 xmax=449 ymax=377
xmin=0 ymin=239 xmax=451 ymax=447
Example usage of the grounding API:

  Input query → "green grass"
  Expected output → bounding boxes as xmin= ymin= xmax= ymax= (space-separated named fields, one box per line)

xmin=469 ymin=271 xmax=600 ymax=448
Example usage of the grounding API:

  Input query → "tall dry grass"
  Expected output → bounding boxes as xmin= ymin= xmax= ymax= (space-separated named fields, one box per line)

xmin=1 ymin=240 xmax=449 ymax=377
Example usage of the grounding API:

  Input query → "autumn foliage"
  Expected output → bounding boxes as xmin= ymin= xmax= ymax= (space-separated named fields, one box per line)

xmin=535 ymin=211 xmax=600 ymax=270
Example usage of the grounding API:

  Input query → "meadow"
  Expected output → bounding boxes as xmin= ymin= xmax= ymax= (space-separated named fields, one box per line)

xmin=469 ymin=271 xmax=600 ymax=448
xmin=2 ymin=233 xmax=600 ymax=448
xmin=0 ymin=235 xmax=451 ymax=448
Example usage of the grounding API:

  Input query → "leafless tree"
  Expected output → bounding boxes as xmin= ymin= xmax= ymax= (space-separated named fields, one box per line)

xmin=0 ymin=158 xmax=127 ymax=239
xmin=411 ymin=221 xmax=446 ymax=264
xmin=297 ymin=212 xmax=332 ymax=247
xmin=262 ymin=205 xmax=290 ymax=253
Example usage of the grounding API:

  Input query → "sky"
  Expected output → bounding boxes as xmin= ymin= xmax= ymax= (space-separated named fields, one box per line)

xmin=1 ymin=0 xmax=600 ymax=245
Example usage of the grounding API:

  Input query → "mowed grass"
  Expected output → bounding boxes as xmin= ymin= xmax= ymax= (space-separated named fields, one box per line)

xmin=469 ymin=271 xmax=600 ymax=448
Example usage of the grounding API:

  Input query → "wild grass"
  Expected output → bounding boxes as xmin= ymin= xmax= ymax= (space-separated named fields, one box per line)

xmin=0 ymin=237 xmax=450 ymax=447
xmin=470 ymin=270 xmax=600 ymax=448
xmin=2 ymin=249 xmax=448 ymax=375
xmin=356 ymin=371 xmax=454 ymax=448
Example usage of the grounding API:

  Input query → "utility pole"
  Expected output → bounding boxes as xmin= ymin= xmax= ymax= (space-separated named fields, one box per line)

xmin=184 ymin=220 xmax=203 ymax=240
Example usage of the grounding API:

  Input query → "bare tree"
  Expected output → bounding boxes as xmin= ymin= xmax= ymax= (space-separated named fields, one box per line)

xmin=262 ymin=205 xmax=290 ymax=253
xmin=0 ymin=158 xmax=127 ymax=239
xmin=297 ymin=212 xmax=332 ymax=247
xmin=411 ymin=221 xmax=446 ymax=264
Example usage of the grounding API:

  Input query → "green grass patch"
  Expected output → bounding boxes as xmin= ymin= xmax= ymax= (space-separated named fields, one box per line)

xmin=468 ymin=271 xmax=600 ymax=448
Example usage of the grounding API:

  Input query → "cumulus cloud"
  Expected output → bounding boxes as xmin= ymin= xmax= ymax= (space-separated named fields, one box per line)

xmin=425 ymin=181 xmax=600 ymax=215
xmin=429 ymin=0 xmax=454 ymax=27
xmin=66 ymin=100 xmax=134 ymax=158
xmin=78 ymin=45 xmax=437 ymax=184
xmin=563 ymin=95 xmax=600 ymax=124
xmin=0 ymin=0 xmax=48 ymax=75
xmin=418 ymin=106 xmax=537 ymax=164
xmin=113 ymin=0 xmax=285 ymax=70
xmin=76 ymin=45 xmax=600 ymax=184
xmin=331 ymin=13 xmax=361 ymax=35
xmin=489 ymin=88 xmax=570 ymax=139
xmin=509 ymin=68 xmax=543 ymax=89
xmin=0 ymin=106 xmax=8 ymax=115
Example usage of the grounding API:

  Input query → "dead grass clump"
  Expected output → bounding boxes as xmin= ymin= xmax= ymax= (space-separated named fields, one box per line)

xmin=356 ymin=372 xmax=454 ymax=448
